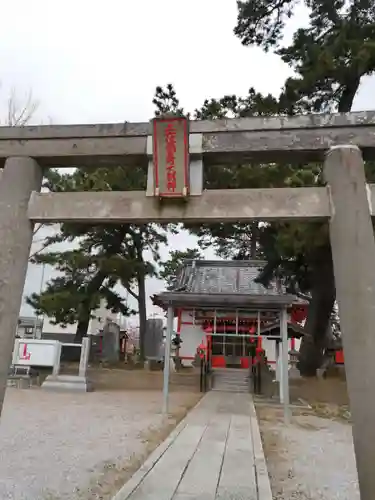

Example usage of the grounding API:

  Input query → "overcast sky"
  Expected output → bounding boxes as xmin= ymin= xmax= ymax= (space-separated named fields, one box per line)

xmin=2 ymin=0 xmax=374 ymax=326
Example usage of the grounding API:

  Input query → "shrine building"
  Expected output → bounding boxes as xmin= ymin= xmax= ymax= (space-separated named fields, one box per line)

xmin=153 ymin=260 xmax=307 ymax=369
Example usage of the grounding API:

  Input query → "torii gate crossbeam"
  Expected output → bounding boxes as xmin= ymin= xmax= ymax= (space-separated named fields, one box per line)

xmin=0 ymin=110 xmax=374 ymax=166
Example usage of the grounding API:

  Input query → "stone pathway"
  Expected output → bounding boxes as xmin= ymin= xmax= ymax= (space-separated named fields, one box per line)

xmin=113 ymin=391 xmax=272 ymax=500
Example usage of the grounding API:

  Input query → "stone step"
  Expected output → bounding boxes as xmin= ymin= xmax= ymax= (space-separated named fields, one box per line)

xmin=214 ymin=368 xmax=249 ymax=372
xmin=212 ymin=386 xmax=249 ymax=393
xmin=214 ymin=371 xmax=249 ymax=377
xmin=214 ymin=376 xmax=249 ymax=383
xmin=213 ymin=376 xmax=249 ymax=383
xmin=214 ymin=372 xmax=249 ymax=378
xmin=213 ymin=377 xmax=249 ymax=384
xmin=213 ymin=385 xmax=249 ymax=392
xmin=213 ymin=372 xmax=250 ymax=392
xmin=213 ymin=380 xmax=249 ymax=387
xmin=212 ymin=369 xmax=250 ymax=393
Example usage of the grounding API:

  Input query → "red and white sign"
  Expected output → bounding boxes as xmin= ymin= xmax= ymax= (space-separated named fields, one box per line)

xmin=152 ymin=117 xmax=189 ymax=198
xmin=13 ymin=339 xmax=59 ymax=367
xmin=20 ymin=343 xmax=31 ymax=361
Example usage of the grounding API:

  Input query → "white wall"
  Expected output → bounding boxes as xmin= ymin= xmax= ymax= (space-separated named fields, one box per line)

xmin=42 ymin=317 xmax=76 ymax=334
xmin=89 ymin=299 xmax=122 ymax=334
xmin=263 ymin=338 xmax=276 ymax=363
xmin=37 ymin=297 xmax=130 ymax=336
xmin=179 ymin=310 xmax=203 ymax=363
xmin=179 ymin=324 xmax=203 ymax=360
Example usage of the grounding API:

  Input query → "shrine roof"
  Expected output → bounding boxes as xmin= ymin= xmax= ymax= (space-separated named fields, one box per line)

xmin=153 ymin=260 xmax=305 ymax=310
xmin=260 ymin=321 xmax=306 ymax=339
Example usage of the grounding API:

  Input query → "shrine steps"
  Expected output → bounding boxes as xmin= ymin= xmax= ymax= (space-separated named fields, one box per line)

xmin=211 ymin=368 xmax=249 ymax=393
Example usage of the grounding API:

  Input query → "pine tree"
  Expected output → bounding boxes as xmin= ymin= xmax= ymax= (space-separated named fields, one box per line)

xmin=28 ymin=166 xmax=169 ymax=359
xmin=159 ymin=248 xmax=203 ymax=290
xmin=234 ymin=0 xmax=375 ymax=374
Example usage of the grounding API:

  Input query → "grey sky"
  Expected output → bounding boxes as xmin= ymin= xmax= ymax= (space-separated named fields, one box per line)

xmin=1 ymin=0 xmax=374 ymax=325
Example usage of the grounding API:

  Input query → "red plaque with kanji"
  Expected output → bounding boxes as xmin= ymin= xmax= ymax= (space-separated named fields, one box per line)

xmin=152 ymin=116 xmax=189 ymax=197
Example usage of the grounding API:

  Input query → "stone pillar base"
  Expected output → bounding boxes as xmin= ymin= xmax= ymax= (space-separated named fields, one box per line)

xmin=41 ymin=375 xmax=94 ymax=392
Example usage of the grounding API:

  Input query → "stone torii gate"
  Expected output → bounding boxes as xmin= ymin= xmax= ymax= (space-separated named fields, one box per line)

xmin=0 ymin=112 xmax=375 ymax=498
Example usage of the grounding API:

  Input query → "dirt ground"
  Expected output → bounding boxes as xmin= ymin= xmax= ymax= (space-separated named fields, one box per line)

xmin=0 ymin=386 xmax=201 ymax=500
xmin=257 ymin=377 xmax=359 ymax=500
xmin=289 ymin=373 xmax=349 ymax=407
xmin=87 ymin=365 xmax=200 ymax=392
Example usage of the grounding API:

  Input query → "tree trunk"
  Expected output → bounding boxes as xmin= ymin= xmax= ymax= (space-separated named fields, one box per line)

xmin=297 ymin=244 xmax=335 ymax=376
xmin=296 ymin=81 xmax=358 ymax=375
xmin=75 ymin=314 xmax=91 ymax=343
xmin=337 ymin=77 xmax=360 ymax=113
xmin=250 ymin=222 xmax=259 ymax=259
xmin=74 ymin=271 xmax=107 ymax=343
xmin=137 ymin=273 xmax=147 ymax=362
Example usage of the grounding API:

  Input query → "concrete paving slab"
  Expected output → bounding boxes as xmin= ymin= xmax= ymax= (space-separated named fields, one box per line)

xmin=175 ymin=414 xmax=229 ymax=498
xmin=113 ymin=391 xmax=272 ymax=500
xmin=173 ymin=495 xmax=218 ymax=500
xmin=249 ymin=402 xmax=273 ymax=500
xmin=216 ymin=413 xmax=257 ymax=500
xmin=127 ymin=423 xmax=207 ymax=500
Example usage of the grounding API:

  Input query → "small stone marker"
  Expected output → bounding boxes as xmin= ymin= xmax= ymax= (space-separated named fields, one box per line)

xmin=102 ymin=319 xmax=120 ymax=363
xmin=41 ymin=337 xmax=93 ymax=392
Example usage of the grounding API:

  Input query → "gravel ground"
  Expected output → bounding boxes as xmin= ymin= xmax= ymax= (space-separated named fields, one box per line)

xmin=258 ymin=406 xmax=360 ymax=500
xmin=0 ymin=388 xmax=200 ymax=500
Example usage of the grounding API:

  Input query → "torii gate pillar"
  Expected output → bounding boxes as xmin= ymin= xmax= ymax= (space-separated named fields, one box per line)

xmin=0 ymin=157 xmax=43 ymax=414
xmin=325 ymin=145 xmax=375 ymax=500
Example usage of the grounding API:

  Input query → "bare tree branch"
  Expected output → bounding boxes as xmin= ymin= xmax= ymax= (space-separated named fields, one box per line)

xmin=126 ymin=288 xmax=139 ymax=301
xmin=32 ymin=224 xmax=43 ymax=237
xmin=29 ymin=225 xmax=66 ymax=262
xmin=6 ymin=86 xmax=39 ymax=126
xmin=29 ymin=224 xmax=49 ymax=259
xmin=29 ymin=245 xmax=49 ymax=262
xmin=0 ymin=83 xmax=52 ymax=261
